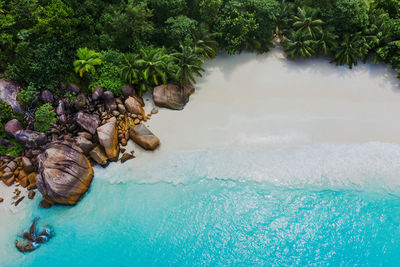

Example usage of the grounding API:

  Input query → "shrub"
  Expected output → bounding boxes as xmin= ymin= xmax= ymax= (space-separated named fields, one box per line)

xmin=89 ymin=50 xmax=126 ymax=96
xmin=17 ymin=84 xmax=39 ymax=109
xmin=0 ymin=99 xmax=15 ymax=123
xmin=34 ymin=103 xmax=57 ymax=132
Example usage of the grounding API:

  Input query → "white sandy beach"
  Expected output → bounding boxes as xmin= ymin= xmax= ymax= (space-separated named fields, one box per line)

xmin=143 ymin=47 xmax=400 ymax=154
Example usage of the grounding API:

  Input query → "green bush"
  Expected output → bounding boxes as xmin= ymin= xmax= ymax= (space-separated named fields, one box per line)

xmin=34 ymin=103 xmax=57 ymax=132
xmin=89 ymin=50 xmax=126 ymax=96
xmin=17 ymin=84 xmax=39 ymax=109
xmin=0 ymin=99 xmax=16 ymax=123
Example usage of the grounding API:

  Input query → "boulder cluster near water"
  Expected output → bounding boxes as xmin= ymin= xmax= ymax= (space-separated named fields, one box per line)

xmin=0 ymin=79 xmax=195 ymax=208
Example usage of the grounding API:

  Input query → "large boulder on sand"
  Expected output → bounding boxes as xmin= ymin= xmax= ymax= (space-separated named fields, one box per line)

xmin=97 ymin=117 xmax=119 ymax=161
xmin=124 ymin=96 xmax=144 ymax=115
xmin=76 ymin=112 xmax=100 ymax=135
xmin=5 ymin=119 xmax=23 ymax=137
xmin=129 ymin=124 xmax=160 ymax=150
xmin=15 ymin=130 xmax=47 ymax=148
xmin=153 ymin=83 xmax=194 ymax=110
xmin=0 ymin=79 xmax=23 ymax=113
xmin=36 ymin=142 xmax=94 ymax=206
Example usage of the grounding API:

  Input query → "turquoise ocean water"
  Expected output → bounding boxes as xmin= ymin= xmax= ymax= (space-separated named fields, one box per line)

xmin=3 ymin=143 xmax=400 ymax=266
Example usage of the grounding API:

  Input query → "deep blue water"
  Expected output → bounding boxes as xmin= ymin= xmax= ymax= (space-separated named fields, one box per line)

xmin=3 ymin=144 xmax=400 ymax=266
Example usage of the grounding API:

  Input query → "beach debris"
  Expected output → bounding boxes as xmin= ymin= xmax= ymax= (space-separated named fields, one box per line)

xmin=120 ymin=152 xmax=135 ymax=163
xmin=15 ymin=218 xmax=54 ymax=253
xmin=14 ymin=196 xmax=24 ymax=206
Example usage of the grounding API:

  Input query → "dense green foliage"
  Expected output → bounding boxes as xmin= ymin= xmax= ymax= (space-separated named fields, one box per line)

xmin=34 ymin=103 xmax=57 ymax=132
xmin=1 ymin=0 xmax=399 ymax=88
xmin=17 ymin=84 xmax=39 ymax=109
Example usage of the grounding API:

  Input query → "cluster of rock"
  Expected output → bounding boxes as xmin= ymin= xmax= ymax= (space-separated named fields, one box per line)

xmin=1 ymin=81 xmax=194 ymax=207
xmin=15 ymin=218 xmax=54 ymax=253
xmin=0 ymin=156 xmax=37 ymax=206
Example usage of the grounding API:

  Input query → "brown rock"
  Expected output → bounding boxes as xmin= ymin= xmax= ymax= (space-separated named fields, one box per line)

xmin=97 ymin=117 xmax=119 ymax=161
xmin=89 ymin=146 xmax=109 ymax=167
xmin=27 ymin=172 xmax=37 ymax=189
xmin=39 ymin=200 xmax=52 ymax=209
xmin=0 ymin=197 xmax=3 ymax=203
xmin=36 ymin=142 xmax=94 ymax=206
xmin=4 ymin=176 xmax=15 ymax=186
xmin=124 ymin=97 xmax=144 ymax=116
xmin=22 ymin=157 xmax=34 ymax=173
xmin=153 ymin=83 xmax=194 ymax=110
xmin=28 ymin=190 xmax=35 ymax=199
xmin=120 ymin=153 xmax=135 ymax=163
xmin=129 ymin=124 xmax=160 ymax=150
xmin=18 ymin=169 xmax=27 ymax=179
xmin=2 ymin=172 xmax=13 ymax=179
xmin=19 ymin=176 xmax=28 ymax=188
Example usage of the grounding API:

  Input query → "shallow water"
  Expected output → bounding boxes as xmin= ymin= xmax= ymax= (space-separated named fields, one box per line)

xmin=2 ymin=49 xmax=400 ymax=266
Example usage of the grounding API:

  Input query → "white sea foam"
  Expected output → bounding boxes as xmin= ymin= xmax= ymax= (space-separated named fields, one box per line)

xmin=95 ymin=142 xmax=400 ymax=192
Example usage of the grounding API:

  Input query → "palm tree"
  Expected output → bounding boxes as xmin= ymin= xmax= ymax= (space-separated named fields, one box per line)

xmin=282 ymin=31 xmax=316 ymax=60
xmin=173 ymin=44 xmax=205 ymax=86
xmin=192 ymin=23 xmax=219 ymax=59
xmin=315 ymin=28 xmax=338 ymax=56
xmin=73 ymin=48 xmax=102 ymax=78
xmin=331 ymin=33 xmax=369 ymax=69
xmin=137 ymin=47 xmax=171 ymax=86
xmin=365 ymin=10 xmax=395 ymax=64
xmin=121 ymin=53 xmax=141 ymax=85
xmin=293 ymin=7 xmax=324 ymax=39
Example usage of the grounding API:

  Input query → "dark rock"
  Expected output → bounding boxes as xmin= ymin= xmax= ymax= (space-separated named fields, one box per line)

xmin=5 ymin=119 xmax=23 ymax=137
xmin=36 ymin=142 xmax=94 ymax=206
xmin=74 ymin=93 xmax=87 ymax=110
xmin=15 ymin=130 xmax=47 ymax=148
xmin=14 ymin=196 xmax=24 ymax=206
xmin=92 ymin=86 xmax=104 ymax=101
xmin=103 ymin=91 xmax=117 ymax=111
xmin=129 ymin=124 xmax=160 ymax=150
xmin=15 ymin=239 xmax=37 ymax=253
xmin=56 ymin=100 xmax=66 ymax=116
xmin=77 ymin=132 xmax=92 ymax=140
xmin=76 ymin=112 xmax=100 ymax=135
xmin=41 ymin=90 xmax=54 ymax=104
xmin=68 ymin=83 xmax=80 ymax=94
xmin=39 ymin=200 xmax=52 ymax=209
xmin=122 ymin=85 xmax=136 ymax=98
xmin=74 ymin=136 xmax=94 ymax=154
xmin=0 ymin=139 xmax=14 ymax=149
xmin=120 ymin=153 xmax=135 ymax=163
xmin=0 ymin=79 xmax=23 ymax=113
xmin=153 ymin=83 xmax=194 ymax=110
